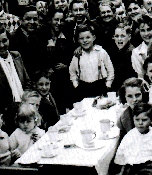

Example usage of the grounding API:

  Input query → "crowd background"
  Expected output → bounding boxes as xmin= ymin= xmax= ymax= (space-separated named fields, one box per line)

xmin=1 ymin=0 xmax=152 ymax=173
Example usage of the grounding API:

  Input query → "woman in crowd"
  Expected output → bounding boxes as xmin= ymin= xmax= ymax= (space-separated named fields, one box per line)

xmin=46 ymin=9 xmax=73 ymax=114
xmin=117 ymin=77 xmax=149 ymax=141
xmin=131 ymin=14 xmax=152 ymax=78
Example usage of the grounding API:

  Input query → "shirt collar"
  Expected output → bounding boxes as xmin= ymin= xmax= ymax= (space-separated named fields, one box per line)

xmin=81 ymin=45 xmax=100 ymax=53
xmin=139 ymin=41 xmax=148 ymax=56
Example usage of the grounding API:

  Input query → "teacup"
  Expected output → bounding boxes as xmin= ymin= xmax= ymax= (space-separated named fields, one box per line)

xmin=42 ymin=142 xmax=54 ymax=157
xmin=48 ymin=126 xmax=59 ymax=148
xmin=107 ymin=92 xmax=117 ymax=103
xmin=99 ymin=119 xmax=110 ymax=140
xmin=73 ymin=102 xmax=84 ymax=113
xmin=80 ymin=129 xmax=96 ymax=148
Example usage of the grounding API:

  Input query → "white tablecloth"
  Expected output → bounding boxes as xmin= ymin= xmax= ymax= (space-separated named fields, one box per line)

xmin=15 ymin=98 xmax=122 ymax=175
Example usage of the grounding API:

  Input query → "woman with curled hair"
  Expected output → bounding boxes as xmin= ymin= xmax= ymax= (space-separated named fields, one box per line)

xmin=117 ymin=77 xmax=149 ymax=141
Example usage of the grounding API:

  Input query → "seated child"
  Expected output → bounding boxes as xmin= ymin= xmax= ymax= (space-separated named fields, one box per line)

xmin=0 ymin=114 xmax=11 ymax=167
xmin=9 ymin=103 xmax=45 ymax=163
xmin=32 ymin=70 xmax=60 ymax=131
xmin=114 ymin=102 xmax=152 ymax=175
xmin=69 ymin=24 xmax=114 ymax=102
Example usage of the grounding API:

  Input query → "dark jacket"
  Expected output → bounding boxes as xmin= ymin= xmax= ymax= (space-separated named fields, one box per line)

xmin=39 ymin=93 xmax=60 ymax=131
xmin=111 ymin=42 xmax=137 ymax=92
xmin=0 ymin=51 xmax=31 ymax=110
xmin=9 ymin=26 xmax=48 ymax=77
xmin=117 ymin=106 xmax=135 ymax=141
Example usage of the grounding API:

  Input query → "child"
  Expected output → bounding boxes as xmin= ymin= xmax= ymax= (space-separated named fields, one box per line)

xmin=111 ymin=22 xmax=136 ymax=92
xmin=69 ymin=24 xmax=114 ymax=102
xmin=9 ymin=103 xmax=45 ymax=162
xmin=0 ymin=114 xmax=11 ymax=166
xmin=131 ymin=14 xmax=152 ymax=78
xmin=32 ymin=70 xmax=60 ymax=131
xmin=114 ymin=102 xmax=152 ymax=175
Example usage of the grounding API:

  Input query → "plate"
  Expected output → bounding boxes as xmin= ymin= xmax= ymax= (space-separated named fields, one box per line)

xmin=75 ymin=138 xmax=108 ymax=150
xmin=41 ymin=152 xmax=57 ymax=158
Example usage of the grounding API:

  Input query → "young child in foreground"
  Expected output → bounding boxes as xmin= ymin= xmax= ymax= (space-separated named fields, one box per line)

xmin=114 ymin=102 xmax=152 ymax=175
xmin=9 ymin=103 xmax=45 ymax=162
xmin=0 ymin=114 xmax=11 ymax=166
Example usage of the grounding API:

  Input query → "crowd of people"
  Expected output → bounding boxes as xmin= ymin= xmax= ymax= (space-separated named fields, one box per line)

xmin=1 ymin=0 xmax=152 ymax=173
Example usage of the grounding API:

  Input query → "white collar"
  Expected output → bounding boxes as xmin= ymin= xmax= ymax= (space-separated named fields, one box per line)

xmin=138 ymin=41 xmax=148 ymax=56
xmin=58 ymin=32 xmax=66 ymax=39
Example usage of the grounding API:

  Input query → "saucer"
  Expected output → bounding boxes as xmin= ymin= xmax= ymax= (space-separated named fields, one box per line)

xmin=71 ymin=109 xmax=86 ymax=117
xmin=75 ymin=138 xmax=108 ymax=150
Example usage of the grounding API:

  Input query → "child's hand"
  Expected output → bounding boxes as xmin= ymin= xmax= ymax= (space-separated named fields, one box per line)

xmin=11 ymin=148 xmax=21 ymax=159
xmin=55 ymin=63 xmax=67 ymax=70
xmin=31 ymin=133 xmax=40 ymax=143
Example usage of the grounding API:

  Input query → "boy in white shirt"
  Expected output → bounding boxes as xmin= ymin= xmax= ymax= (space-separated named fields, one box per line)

xmin=114 ymin=102 xmax=152 ymax=175
xmin=69 ymin=24 xmax=114 ymax=102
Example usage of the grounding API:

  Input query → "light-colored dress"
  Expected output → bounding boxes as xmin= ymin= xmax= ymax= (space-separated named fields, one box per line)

xmin=114 ymin=127 xmax=152 ymax=165
xmin=9 ymin=127 xmax=45 ymax=155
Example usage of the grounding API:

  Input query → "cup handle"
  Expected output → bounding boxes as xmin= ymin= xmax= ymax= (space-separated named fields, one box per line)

xmin=110 ymin=121 xmax=114 ymax=128
xmin=93 ymin=132 xmax=96 ymax=139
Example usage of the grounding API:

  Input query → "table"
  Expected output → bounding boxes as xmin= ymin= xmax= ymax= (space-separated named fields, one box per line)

xmin=15 ymin=98 xmax=123 ymax=175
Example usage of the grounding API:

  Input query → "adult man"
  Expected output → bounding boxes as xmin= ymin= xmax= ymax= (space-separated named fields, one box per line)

xmin=0 ymin=26 xmax=30 ymax=112
xmin=9 ymin=6 xmax=47 ymax=78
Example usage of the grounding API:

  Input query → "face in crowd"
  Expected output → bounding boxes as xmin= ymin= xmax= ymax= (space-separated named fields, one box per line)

xmin=36 ymin=76 xmax=51 ymax=97
xmin=146 ymin=62 xmax=152 ymax=83
xmin=78 ymin=30 xmax=96 ymax=52
xmin=127 ymin=3 xmax=142 ymax=22
xmin=113 ymin=27 xmax=131 ymax=50
xmin=133 ymin=112 xmax=151 ymax=134
xmin=0 ymin=32 xmax=9 ymax=58
xmin=115 ymin=5 xmax=126 ymax=21
xmin=52 ymin=11 xmax=65 ymax=32
xmin=72 ymin=2 xmax=87 ymax=23
xmin=36 ymin=1 xmax=48 ymax=16
xmin=54 ymin=0 xmax=68 ymax=11
xmin=139 ymin=23 xmax=152 ymax=45
xmin=143 ymin=0 xmax=152 ymax=13
xmin=125 ymin=86 xmax=142 ymax=109
xmin=110 ymin=0 xmax=122 ymax=8
xmin=22 ymin=11 xmax=38 ymax=32
xmin=99 ymin=4 xmax=114 ymax=23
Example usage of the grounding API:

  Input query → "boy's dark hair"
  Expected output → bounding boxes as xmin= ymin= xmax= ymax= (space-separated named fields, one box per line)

xmin=118 ymin=77 xmax=149 ymax=104
xmin=32 ymin=69 xmax=50 ymax=84
xmin=69 ymin=0 xmax=88 ymax=11
xmin=125 ymin=0 xmax=142 ymax=11
xmin=133 ymin=102 xmax=152 ymax=120
xmin=138 ymin=14 xmax=152 ymax=29
xmin=21 ymin=5 xmax=37 ymax=19
xmin=75 ymin=24 xmax=95 ymax=41
xmin=115 ymin=22 xmax=132 ymax=35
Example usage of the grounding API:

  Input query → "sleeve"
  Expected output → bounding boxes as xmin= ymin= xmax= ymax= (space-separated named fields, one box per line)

xmin=102 ymin=50 xmax=114 ymax=83
xmin=69 ymin=56 xmax=79 ymax=85
xmin=9 ymin=131 xmax=18 ymax=151
xmin=131 ymin=49 xmax=145 ymax=78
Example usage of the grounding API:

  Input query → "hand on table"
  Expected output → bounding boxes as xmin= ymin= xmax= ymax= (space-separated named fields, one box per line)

xmin=11 ymin=148 xmax=21 ymax=159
